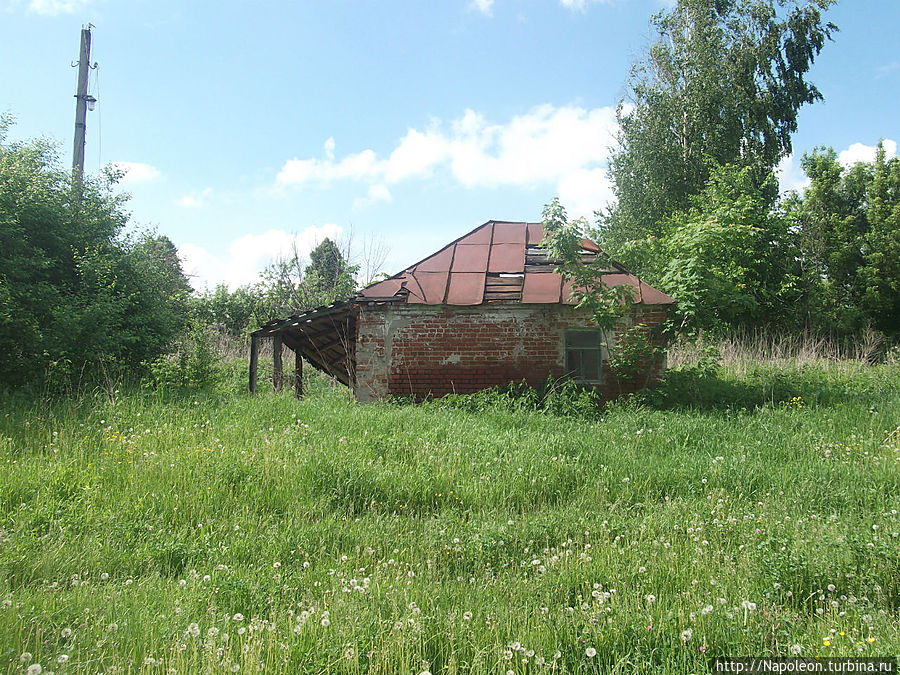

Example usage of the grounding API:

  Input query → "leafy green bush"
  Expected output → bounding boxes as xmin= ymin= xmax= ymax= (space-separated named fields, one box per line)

xmin=145 ymin=320 xmax=225 ymax=393
xmin=400 ymin=375 xmax=604 ymax=418
xmin=0 ymin=119 xmax=189 ymax=388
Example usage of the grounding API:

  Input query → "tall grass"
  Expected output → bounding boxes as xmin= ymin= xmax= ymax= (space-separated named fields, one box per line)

xmin=0 ymin=351 xmax=897 ymax=673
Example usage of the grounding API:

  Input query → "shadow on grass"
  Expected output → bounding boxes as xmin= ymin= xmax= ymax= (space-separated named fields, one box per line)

xmin=388 ymin=361 xmax=898 ymax=417
xmin=641 ymin=362 xmax=898 ymax=411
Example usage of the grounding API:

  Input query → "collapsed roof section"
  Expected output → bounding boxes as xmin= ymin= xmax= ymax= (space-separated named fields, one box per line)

xmin=358 ymin=220 xmax=675 ymax=306
xmin=252 ymin=302 xmax=355 ymax=386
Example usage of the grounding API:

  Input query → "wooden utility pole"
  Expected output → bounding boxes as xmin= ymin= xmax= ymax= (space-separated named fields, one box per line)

xmin=72 ymin=26 xmax=95 ymax=181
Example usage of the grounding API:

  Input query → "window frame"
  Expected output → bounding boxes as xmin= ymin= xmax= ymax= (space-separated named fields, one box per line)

xmin=564 ymin=329 xmax=607 ymax=384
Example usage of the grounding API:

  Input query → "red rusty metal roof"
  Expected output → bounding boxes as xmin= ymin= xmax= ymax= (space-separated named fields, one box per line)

xmin=358 ymin=221 xmax=675 ymax=306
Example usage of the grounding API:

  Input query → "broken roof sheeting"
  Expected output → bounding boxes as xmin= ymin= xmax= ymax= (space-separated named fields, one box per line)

xmin=358 ymin=221 xmax=675 ymax=306
xmin=451 ymin=244 xmax=490 ymax=273
xmin=406 ymin=271 xmax=449 ymax=304
xmin=522 ymin=271 xmax=562 ymax=303
xmin=488 ymin=243 xmax=525 ymax=273
xmin=447 ymin=272 xmax=486 ymax=305
xmin=251 ymin=302 xmax=356 ymax=385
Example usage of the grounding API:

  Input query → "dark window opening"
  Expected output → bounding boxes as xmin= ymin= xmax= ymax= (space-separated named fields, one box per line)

xmin=565 ymin=329 xmax=604 ymax=383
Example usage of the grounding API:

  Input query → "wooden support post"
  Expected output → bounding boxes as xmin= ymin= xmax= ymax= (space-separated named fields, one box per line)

xmin=249 ymin=334 xmax=258 ymax=393
xmin=295 ymin=350 xmax=303 ymax=399
xmin=273 ymin=333 xmax=283 ymax=392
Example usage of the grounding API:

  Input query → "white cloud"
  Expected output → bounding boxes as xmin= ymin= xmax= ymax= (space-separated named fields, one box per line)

xmin=353 ymin=184 xmax=393 ymax=210
xmin=176 ymin=187 xmax=214 ymax=208
xmin=178 ymin=224 xmax=343 ymax=291
xmin=557 ymin=168 xmax=615 ymax=220
xmin=470 ymin=0 xmax=494 ymax=16
xmin=559 ymin=0 xmax=614 ymax=10
xmin=110 ymin=161 xmax=161 ymax=185
xmin=775 ymin=154 xmax=810 ymax=194
xmin=875 ymin=61 xmax=900 ymax=80
xmin=276 ymin=103 xmax=619 ymax=219
xmin=23 ymin=0 xmax=94 ymax=14
xmin=838 ymin=140 xmax=897 ymax=168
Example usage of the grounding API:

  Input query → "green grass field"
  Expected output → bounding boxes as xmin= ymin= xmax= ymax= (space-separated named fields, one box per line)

xmin=1 ymin=359 xmax=898 ymax=673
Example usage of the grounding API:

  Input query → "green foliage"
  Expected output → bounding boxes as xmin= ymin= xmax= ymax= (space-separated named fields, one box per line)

xmin=405 ymin=374 xmax=603 ymax=418
xmin=145 ymin=320 xmax=220 ymax=392
xmin=188 ymin=283 xmax=262 ymax=340
xmin=785 ymin=143 xmax=900 ymax=336
xmin=257 ymin=237 xmax=359 ymax=320
xmin=638 ymin=162 xmax=800 ymax=334
xmin=0 ymin=123 xmax=189 ymax=387
xmin=541 ymin=198 xmax=635 ymax=334
xmin=607 ymin=323 xmax=662 ymax=384
xmin=0 ymin=360 xmax=898 ymax=672
xmin=603 ymin=0 xmax=837 ymax=254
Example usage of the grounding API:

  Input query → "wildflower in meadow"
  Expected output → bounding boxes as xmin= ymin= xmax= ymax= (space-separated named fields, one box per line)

xmin=61 ymin=628 xmax=72 ymax=638
xmin=20 ymin=653 xmax=32 ymax=663
xmin=586 ymin=647 xmax=597 ymax=658
xmin=187 ymin=622 xmax=201 ymax=638
xmin=232 ymin=613 xmax=244 ymax=622
xmin=681 ymin=629 xmax=693 ymax=642
xmin=701 ymin=605 xmax=714 ymax=615
xmin=791 ymin=645 xmax=802 ymax=655
xmin=463 ymin=611 xmax=472 ymax=621
xmin=321 ymin=617 xmax=330 ymax=627
xmin=27 ymin=665 xmax=42 ymax=675
xmin=646 ymin=594 xmax=656 ymax=604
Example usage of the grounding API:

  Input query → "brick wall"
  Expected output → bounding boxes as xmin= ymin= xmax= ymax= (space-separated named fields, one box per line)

xmin=353 ymin=303 xmax=669 ymax=402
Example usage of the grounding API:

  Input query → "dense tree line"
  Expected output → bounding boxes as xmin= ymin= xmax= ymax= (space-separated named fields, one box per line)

xmin=593 ymin=0 xmax=899 ymax=340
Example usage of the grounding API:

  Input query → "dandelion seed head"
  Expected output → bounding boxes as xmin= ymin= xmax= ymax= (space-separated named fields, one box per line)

xmin=586 ymin=647 xmax=597 ymax=657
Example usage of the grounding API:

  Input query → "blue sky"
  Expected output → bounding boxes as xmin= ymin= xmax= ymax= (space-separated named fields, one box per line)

xmin=2 ymin=0 xmax=898 ymax=290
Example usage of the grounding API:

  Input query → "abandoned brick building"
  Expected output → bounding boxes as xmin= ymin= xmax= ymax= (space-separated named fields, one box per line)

xmin=250 ymin=220 xmax=675 ymax=401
